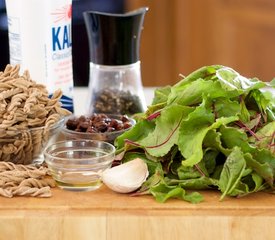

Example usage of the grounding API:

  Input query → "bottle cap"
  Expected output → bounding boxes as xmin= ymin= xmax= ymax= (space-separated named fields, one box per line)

xmin=83 ymin=8 xmax=148 ymax=65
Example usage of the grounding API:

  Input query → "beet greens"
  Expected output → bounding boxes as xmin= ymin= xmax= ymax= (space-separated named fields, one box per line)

xmin=115 ymin=65 xmax=275 ymax=203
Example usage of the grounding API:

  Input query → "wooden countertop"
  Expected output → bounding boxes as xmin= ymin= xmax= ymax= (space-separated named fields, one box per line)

xmin=1 ymin=87 xmax=275 ymax=240
xmin=1 ymin=185 xmax=275 ymax=240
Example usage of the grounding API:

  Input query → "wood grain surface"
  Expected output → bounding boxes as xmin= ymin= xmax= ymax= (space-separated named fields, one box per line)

xmin=127 ymin=0 xmax=275 ymax=86
xmin=0 ymin=186 xmax=275 ymax=240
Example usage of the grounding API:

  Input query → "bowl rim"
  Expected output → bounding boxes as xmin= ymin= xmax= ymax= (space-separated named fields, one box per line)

xmin=43 ymin=139 xmax=116 ymax=162
xmin=62 ymin=113 xmax=136 ymax=136
xmin=29 ymin=116 xmax=65 ymax=131
xmin=0 ymin=116 xmax=65 ymax=136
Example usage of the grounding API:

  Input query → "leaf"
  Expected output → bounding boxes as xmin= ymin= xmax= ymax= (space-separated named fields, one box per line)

xmin=168 ymin=79 xmax=239 ymax=106
xmin=252 ymin=148 xmax=275 ymax=174
xmin=178 ymin=100 xmax=214 ymax=166
xmin=251 ymin=121 xmax=275 ymax=150
xmin=151 ymin=86 xmax=171 ymax=105
xmin=174 ymin=65 xmax=224 ymax=88
xmin=216 ymin=67 xmax=266 ymax=91
xmin=203 ymin=130 xmax=231 ymax=156
xmin=150 ymin=182 xmax=203 ymax=203
xmin=135 ymin=167 xmax=164 ymax=195
xmin=244 ymin=153 xmax=273 ymax=186
xmin=250 ymin=89 xmax=273 ymax=114
xmin=235 ymin=173 xmax=266 ymax=197
xmin=115 ymin=118 xmax=155 ymax=150
xmin=251 ymin=172 xmax=265 ymax=192
xmin=167 ymin=176 xmax=218 ymax=190
xmin=214 ymin=98 xmax=241 ymax=118
xmin=145 ymin=102 xmax=166 ymax=118
xmin=219 ymin=147 xmax=246 ymax=200
xmin=178 ymin=100 xmax=238 ymax=166
xmin=139 ymin=104 xmax=193 ymax=157
xmin=239 ymin=97 xmax=251 ymax=123
xmin=202 ymin=148 xmax=219 ymax=175
xmin=182 ymin=191 xmax=204 ymax=204
xmin=220 ymin=125 xmax=255 ymax=153
xmin=177 ymin=165 xmax=202 ymax=180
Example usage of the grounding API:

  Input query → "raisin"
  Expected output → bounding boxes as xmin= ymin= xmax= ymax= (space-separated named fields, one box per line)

xmin=65 ymin=113 xmax=133 ymax=134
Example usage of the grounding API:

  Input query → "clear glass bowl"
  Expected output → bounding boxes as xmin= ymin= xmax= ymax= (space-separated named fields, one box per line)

xmin=61 ymin=114 xmax=135 ymax=143
xmin=0 ymin=117 xmax=65 ymax=165
xmin=44 ymin=140 xmax=115 ymax=191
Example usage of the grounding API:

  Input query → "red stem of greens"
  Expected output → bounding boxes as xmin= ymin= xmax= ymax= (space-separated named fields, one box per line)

xmin=145 ymin=115 xmax=183 ymax=149
xmin=252 ymin=113 xmax=262 ymax=132
xmin=124 ymin=139 xmax=141 ymax=147
xmin=269 ymin=131 xmax=275 ymax=148
xmin=147 ymin=111 xmax=161 ymax=121
xmin=194 ymin=164 xmax=206 ymax=177
xmin=235 ymin=121 xmax=260 ymax=141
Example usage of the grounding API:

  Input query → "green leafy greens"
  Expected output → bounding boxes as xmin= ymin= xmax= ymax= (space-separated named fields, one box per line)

xmin=115 ymin=65 xmax=275 ymax=203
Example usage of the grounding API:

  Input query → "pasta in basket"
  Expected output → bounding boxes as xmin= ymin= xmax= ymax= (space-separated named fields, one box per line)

xmin=0 ymin=64 xmax=71 ymax=164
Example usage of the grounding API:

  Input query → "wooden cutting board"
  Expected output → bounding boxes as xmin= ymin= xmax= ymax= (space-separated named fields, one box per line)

xmin=0 ymin=186 xmax=275 ymax=240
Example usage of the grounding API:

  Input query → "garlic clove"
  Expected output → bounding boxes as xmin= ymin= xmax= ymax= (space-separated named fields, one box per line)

xmin=102 ymin=158 xmax=149 ymax=193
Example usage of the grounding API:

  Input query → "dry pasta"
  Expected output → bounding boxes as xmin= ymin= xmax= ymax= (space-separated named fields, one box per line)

xmin=0 ymin=64 xmax=71 ymax=164
xmin=0 ymin=162 xmax=55 ymax=198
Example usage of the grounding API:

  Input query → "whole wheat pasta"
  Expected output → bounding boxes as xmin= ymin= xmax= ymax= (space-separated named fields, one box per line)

xmin=18 ymin=177 xmax=55 ymax=188
xmin=22 ymin=131 xmax=33 ymax=163
xmin=0 ymin=118 xmax=17 ymax=129
xmin=0 ymin=188 xmax=12 ymax=198
xmin=0 ymin=161 xmax=37 ymax=171
xmin=2 ymin=181 xmax=17 ymax=188
xmin=0 ymin=65 xmax=13 ymax=77
xmin=30 ymin=105 xmax=48 ymax=119
xmin=11 ymin=186 xmax=52 ymax=197
xmin=0 ymin=174 xmax=24 ymax=185
xmin=0 ymin=170 xmax=47 ymax=181
xmin=10 ymin=122 xmax=28 ymax=131
xmin=13 ymin=149 xmax=22 ymax=164
xmin=7 ymin=93 xmax=28 ymax=112
xmin=47 ymin=89 xmax=63 ymax=107
xmin=31 ymin=129 xmax=43 ymax=157
xmin=0 ymin=64 xmax=71 ymax=164
xmin=27 ymin=117 xmax=46 ymax=127
xmin=44 ymin=113 xmax=61 ymax=128
xmin=8 ymin=64 xmax=20 ymax=78
xmin=23 ymin=91 xmax=41 ymax=113
xmin=0 ymin=162 xmax=55 ymax=198
xmin=2 ymin=144 xmax=17 ymax=155
xmin=1 ymin=152 xmax=11 ymax=162
xmin=0 ymin=82 xmax=13 ymax=90
xmin=29 ymin=86 xmax=48 ymax=97
xmin=0 ymin=88 xmax=22 ymax=101
xmin=0 ymin=76 xmax=13 ymax=83
xmin=0 ymin=100 xmax=7 ymax=113
xmin=10 ymin=77 xmax=33 ymax=90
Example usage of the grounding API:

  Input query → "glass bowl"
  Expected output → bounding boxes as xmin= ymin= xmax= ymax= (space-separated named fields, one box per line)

xmin=0 ymin=117 xmax=65 ymax=165
xmin=61 ymin=114 xmax=135 ymax=143
xmin=44 ymin=140 xmax=115 ymax=191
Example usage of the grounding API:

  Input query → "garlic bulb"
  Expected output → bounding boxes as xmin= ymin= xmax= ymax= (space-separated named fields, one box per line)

xmin=102 ymin=158 xmax=149 ymax=193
